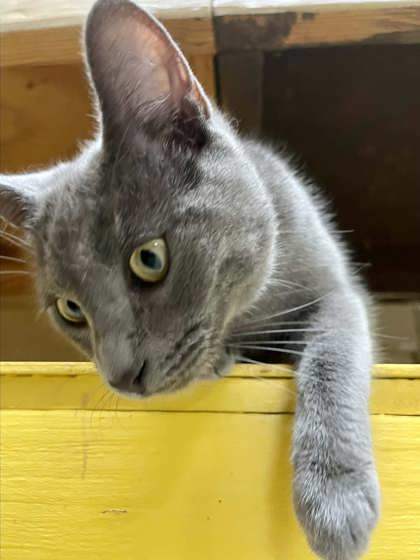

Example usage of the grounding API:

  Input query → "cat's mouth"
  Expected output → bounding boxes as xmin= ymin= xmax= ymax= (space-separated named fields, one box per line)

xmin=100 ymin=332 xmax=234 ymax=399
xmin=140 ymin=345 xmax=235 ymax=397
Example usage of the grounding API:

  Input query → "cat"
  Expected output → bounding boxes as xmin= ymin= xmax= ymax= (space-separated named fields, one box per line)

xmin=0 ymin=1 xmax=380 ymax=558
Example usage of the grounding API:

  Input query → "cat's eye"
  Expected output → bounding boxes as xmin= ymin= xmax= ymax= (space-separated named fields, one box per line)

xmin=56 ymin=298 xmax=86 ymax=324
xmin=129 ymin=238 xmax=168 ymax=283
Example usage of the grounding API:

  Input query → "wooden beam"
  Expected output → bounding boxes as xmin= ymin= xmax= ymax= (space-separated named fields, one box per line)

xmin=0 ymin=0 xmax=215 ymax=67
xmin=1 ymin=362 xmax=419 ymax=415
xmin=1 ymin=19 xmax=215 ymax=67
xmin=2 ymin=361 xmax=420 ymax=379
xmin=214 ymin=4 xmax=420 ymax=50
xmin=218 ymin=51 xmax=264 ymax=133
xmin=1 ymin=0 xmax=210 ymax=30
xmin=214 ymin=0 xmax=420 ymax=17
xmin=2 ymin=1 xmax=420 ymax=68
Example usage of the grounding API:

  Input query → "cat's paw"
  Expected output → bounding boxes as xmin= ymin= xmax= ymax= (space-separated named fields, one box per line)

xmin=293 ymin=463 xmax=380 ymax=560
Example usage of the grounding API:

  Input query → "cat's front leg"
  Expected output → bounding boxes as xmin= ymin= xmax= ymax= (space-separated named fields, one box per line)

xmin=292 ymin=291 xmax=380 ymax=560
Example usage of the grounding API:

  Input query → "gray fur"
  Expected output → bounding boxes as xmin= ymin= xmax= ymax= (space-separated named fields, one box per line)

xmin=0 ymin=1 xmax=379 ymax=558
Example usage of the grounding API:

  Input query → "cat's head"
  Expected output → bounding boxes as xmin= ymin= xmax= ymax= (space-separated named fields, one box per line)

xmin=0 ymin=0 xmax=276 ymax=396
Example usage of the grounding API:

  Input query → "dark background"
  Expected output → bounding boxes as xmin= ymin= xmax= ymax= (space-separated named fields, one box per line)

xmin=218 ymin=44 xmax=420 ymax=293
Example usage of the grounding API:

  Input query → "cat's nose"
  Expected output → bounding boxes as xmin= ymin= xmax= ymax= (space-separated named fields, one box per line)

xmin=108 ymin=361 xmax=147 ymax=394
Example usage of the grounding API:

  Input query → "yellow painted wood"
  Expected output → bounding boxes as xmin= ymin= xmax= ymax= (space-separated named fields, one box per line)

xmin=1 ymin=362 xmax=420 ymax=558
xmin=1 ymin=363 xmax=420 ymax=415
xmin=2 ymin=361 xmax=420 ymax=378
xmin=1 ymin=411 xmax=419 ymax=559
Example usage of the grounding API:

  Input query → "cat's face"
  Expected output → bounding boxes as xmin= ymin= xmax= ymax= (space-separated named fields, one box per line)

xmin=0 ymin=0 xmax=276 ymax=397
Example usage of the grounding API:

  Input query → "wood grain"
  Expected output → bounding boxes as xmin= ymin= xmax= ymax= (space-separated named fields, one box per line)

xmin=2 ymin=1 xmax=420 ymax=68
xmin=215 ymin=6 xmax=420 ymax=51
xmin=1 ymin=362 xmax=419 ymax=415
xmin=2 ymin=361 xmax=419 ymax=378
xmin=1 ymin=410 xmax=419 ymax=559
xmin=0 ymin=64 xmax=92 ymax=172
xmin=189 ymin=53 xmax=216 ymax=98
xmin=285 ymin=5 xmax=420 ymax=47
xmin=0 ymin=0 xmax=212 ymax=30
xmin=214 ymin=0 xmax=420 ymax=16
xmin=0 ymin=58 xmax=214 ymax=172
xmin=0 ymin=0 xmax=215 ymax=66
xmin=1 ymin=17 xmax=215 ymax=67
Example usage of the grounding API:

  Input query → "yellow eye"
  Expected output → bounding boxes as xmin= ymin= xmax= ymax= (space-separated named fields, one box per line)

xmin=129 ymin=238 xmax=168 ymax=283
xmin=56 ymin=298 xmax=86 ymax=324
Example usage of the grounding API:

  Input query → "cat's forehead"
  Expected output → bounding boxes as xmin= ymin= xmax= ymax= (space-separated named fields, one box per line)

xmin=35 ymin=143 xmax=216 ymax=269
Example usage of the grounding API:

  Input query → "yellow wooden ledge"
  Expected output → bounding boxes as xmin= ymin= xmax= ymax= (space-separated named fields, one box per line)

xmin=1 ymin=362 xmax=420 ymax=559
xmin=1 ymin=362 xmax=419 ymax=415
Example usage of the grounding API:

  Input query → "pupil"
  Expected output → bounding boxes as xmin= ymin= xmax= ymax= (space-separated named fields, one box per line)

xmin=67 ymin=300 xmax=80 ymax=313
xmin=140 ymin=250 xmax=161 ymax=270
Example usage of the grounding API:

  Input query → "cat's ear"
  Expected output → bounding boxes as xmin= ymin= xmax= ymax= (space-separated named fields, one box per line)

xmin=85 ymin=0 xmax=211 ymax=148
xmin=0 ymin=171 xmax=48 ymax=228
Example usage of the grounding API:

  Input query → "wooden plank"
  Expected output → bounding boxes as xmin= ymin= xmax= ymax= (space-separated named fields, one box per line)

xmin=1 ymin=411 xmax=419 ymax=559
xmin=285 ymin=5 xmax=420 ymax=47
xmin=0 ymin=1 xmax=215 ymax=66
xmin=0 ymin=64 xmax=92 ymax=172
xmin=2 ymin=361 xmax=419 ymax=378
xmin=1 ymin=362 xmax=419 ymax=414
xmin=0 ymin=18 xmax=215 ymax=67
xmin=215 ymin=6 xmax=420 ymax=51
xmin=214 ymin=0 xmax=420 ymax=16
xmin=189 ymin=53 xmax=217 ymax=98
xmin=0 ymin=0 xmax=211 ymax=30
xmin=0 ymin=57 xmax=214 ymax=173
xmin=2 ymin=1 xmax=420 ymax=67
xmin=218 ymin=50 xmax=264 ymax=133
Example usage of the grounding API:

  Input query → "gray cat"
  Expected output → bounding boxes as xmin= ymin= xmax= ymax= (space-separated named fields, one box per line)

xmin=0 ymin=1 xmax=379 ymax=558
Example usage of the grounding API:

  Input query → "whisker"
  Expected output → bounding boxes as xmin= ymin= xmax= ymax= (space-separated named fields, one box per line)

xmin=0 ymin=228 xmax=31 ymax=248
xmin=235 ymin=354 xmax=321 ymax=385
xmin=242 ymin=293 xmax=330 ymax=327
xmin=373 ymin=332 xmax=408 ymax=341
xmin=230 ymin=344 xmax=310 ymax=359
xmin=230 ymin=327 xmax=325 ymax=337
xmin=0 ymin=255 xmax=27 ymax=264
xmin=237 ymin=356 xmax=292 ymax=376
xmin=274 ymin=278 xmax=308 ymax=290
xmin=230 ymin=340 xmax=307 ymax=346
xmin=0 ymin=270 xmax=32 ymax=275
xmin=237 ymin=320 xmax=314 ymax=329
xmin=277 ymin=229 xmax=354 ymax=235
xmin=0 ymin=233 xmax=27 ymax=251
xmin=90 ymin=387 xmax=109 ymax=427
xmin=239 ymin=370 xmax=296 ymax=397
